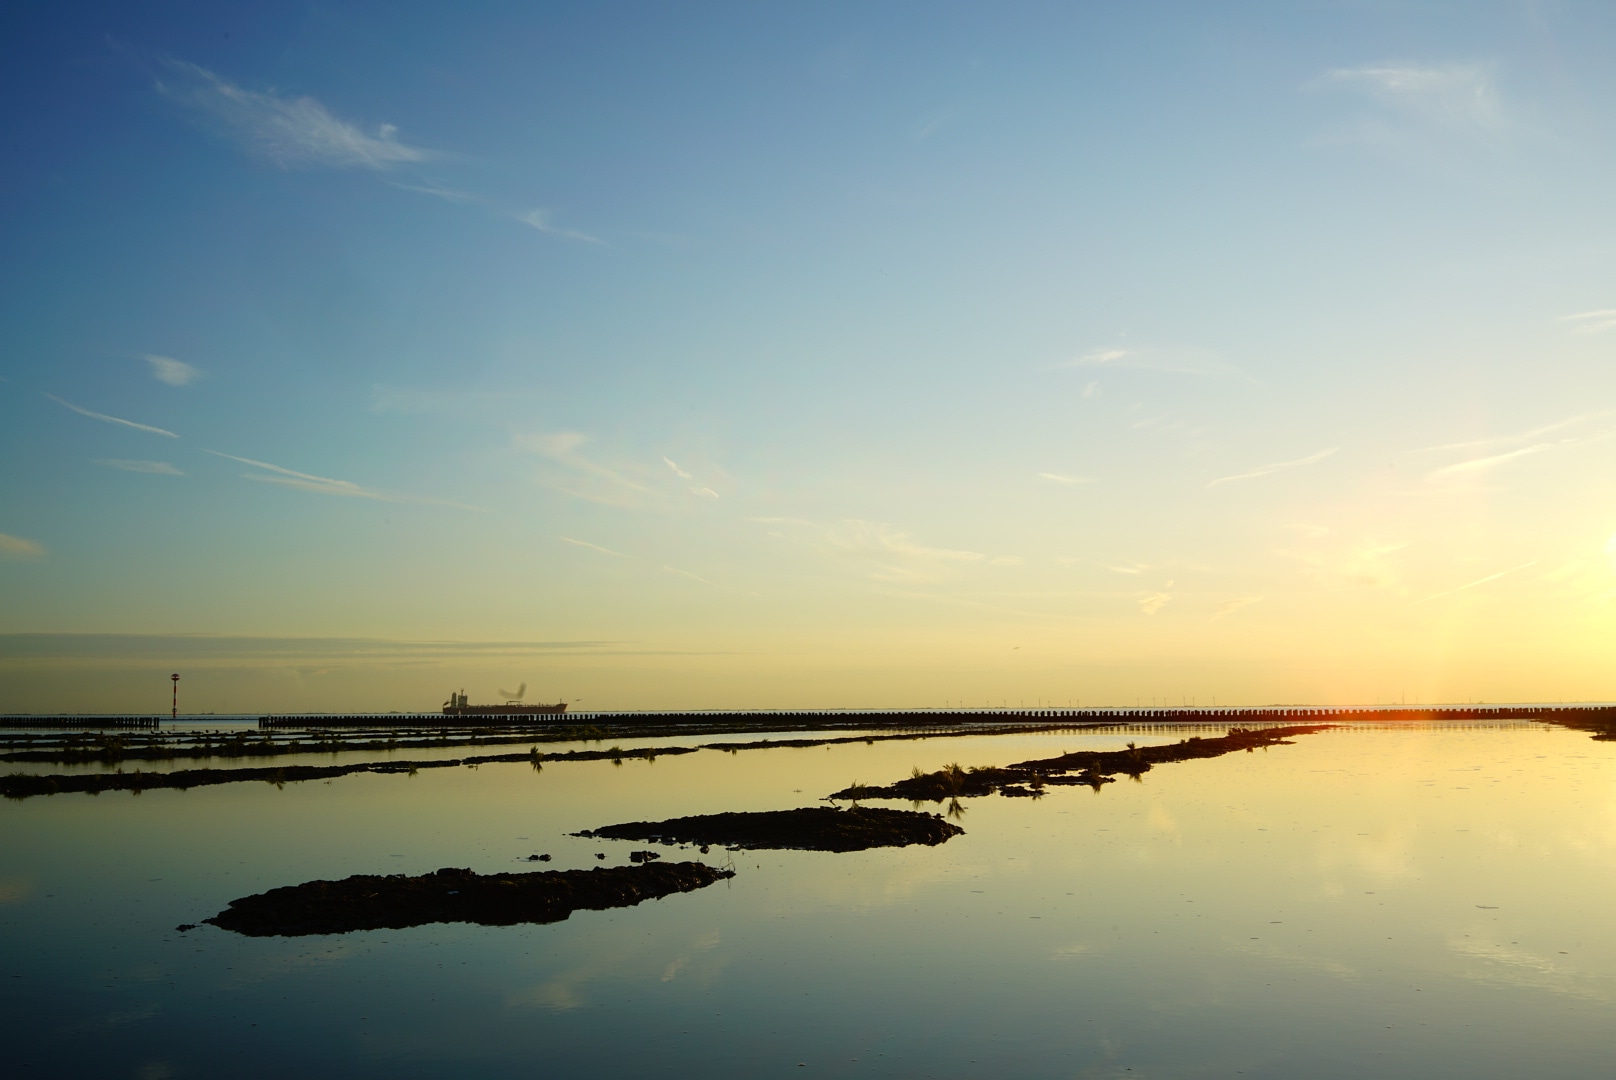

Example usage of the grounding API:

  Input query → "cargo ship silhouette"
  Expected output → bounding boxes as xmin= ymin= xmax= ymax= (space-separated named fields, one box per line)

xmin=442 ymin=687 xmax=567 ymax=716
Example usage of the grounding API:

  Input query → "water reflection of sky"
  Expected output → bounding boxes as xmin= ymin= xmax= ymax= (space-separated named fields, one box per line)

xmin=2 ymin=723 xmax=1614 ymax=1078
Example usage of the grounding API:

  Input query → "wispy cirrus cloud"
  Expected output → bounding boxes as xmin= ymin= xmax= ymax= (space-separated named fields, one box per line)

xmin=1208 ymin=447 xmax=1337 ymax=488
xmin=1424 ymin=444 xmax=1552 ymax=482
xmin=1563 ymin=309 xmax=1616 ymax=336
xmin=1039 ymin=472 xmax=1093 ymax=486
xmin=156 ymin=59 xmax=433 ymax=170
xmin=1414 ymin=413 xmax=1607 ymax=455
xmin=755 ymin=517 xmax=987 ymax=584
xmin=205 ymin=450 xmax=472 ymax=508
xmin=1416 ymin=561 xmax=1537 ymax=604
xmin=517 ymin=210 xmax=602 ymax=244
xmin=1419 ymin=414 xmax=1612 ymax=484
xmin=0 ymin=533 xmax=45 ymax=559
xmin=207 ymin=449 xmax=380 ymax=498
xmin=143 ymin=354 xmax=200 ymax=387
xmin=1317 ymin=62 xmax=1501 ymax=130
xmin=560 ymin=537 xmax=628 ymax=559
xmin=97 ymin=459 xmax=184 ymax=475
xmin=827 ymin=521 xmax=984 ymax=577
xmin=1215 ymin=596 xmax=1262 ymax=616
xmin=524 ymin=436 xmax=722 ymax=507
xmin=663 ymin=565 xmax=719 ymax=587
xmin=1280 ymin=537 xmax=1409 ymax=590
xmin=515 ymin=432 xmax=651 ymax=506
xmin=154 ymin=60 xmax=620 ymax=253
xmin=911 ymin=111 xmax=950 ymax=142
xmin=388 ymin=183 xmax=605 ymax=244
xmin=558 ymin=537 xmax=727 ymax=589
xmin=663 ymin=456 xmax=720 ymax=499
xmin=1054 ymin=345 xmax=1238 ymax=378
xmin=45 ymin=394 xmax=178 ymax=438
xmin=518 ymin=433 xmax=635 ymax=479
xmin=389 ymin=181 xmax=481 ymax=204
xmin=1070 ymin=347 xmax=1130 ymax=366
xmin=1139 ymin=592 xmax=1171 ymax=615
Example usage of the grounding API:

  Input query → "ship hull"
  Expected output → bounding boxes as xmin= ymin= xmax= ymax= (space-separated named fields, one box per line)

xmin=443 ymin=703 xmax=568 ymax=716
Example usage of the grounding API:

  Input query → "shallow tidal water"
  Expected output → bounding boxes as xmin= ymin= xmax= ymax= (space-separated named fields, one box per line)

xmin=3 ymin=722 xmax=1615 ymax=1078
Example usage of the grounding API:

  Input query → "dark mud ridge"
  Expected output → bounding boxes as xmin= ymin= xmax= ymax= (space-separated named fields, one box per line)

xmin=828 ymin=725 xmax=1333 ymax=802
xmin=577 ymin=806 xmax=963 ymax=851
xmin=0 ymin=725 xmax=1099 ymax=800
xmin=1 ymin=721 xmax=1104 ymax=770
xmin=0 ymin=744 xmax=695 ymax=800
xmin=204 ymin=862 xmax=733 ymax=937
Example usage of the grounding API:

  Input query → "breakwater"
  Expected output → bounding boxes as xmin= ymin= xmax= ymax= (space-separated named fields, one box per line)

xmin=0 ymin=716 xmax=161 ymax=730
xmin=4 ymin=704 xmax=1612 ymax=733
xmin=259 ymin=703 xmax=1614 ymax=730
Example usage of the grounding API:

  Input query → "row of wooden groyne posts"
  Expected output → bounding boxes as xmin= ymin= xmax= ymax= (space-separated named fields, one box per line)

xmin=3 ymin=704 xmax=1614 ymax=731
xmin=256 ymin=704 xmax=1616 ymax=728
xmin=0 ymin=716 xmax=163 ymax=730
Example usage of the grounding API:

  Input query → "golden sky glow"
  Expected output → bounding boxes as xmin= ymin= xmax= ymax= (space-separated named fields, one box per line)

xmin=4 ymin=7 xmax=1616 ymax=711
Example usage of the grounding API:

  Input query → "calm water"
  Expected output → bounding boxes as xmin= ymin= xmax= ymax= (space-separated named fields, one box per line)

xmin=3 ymin=723 xmax=1615 ymax=1078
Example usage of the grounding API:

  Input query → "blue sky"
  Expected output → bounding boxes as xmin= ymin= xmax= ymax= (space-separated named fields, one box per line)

xmin=4 ymin=2 xmax=1616 ymax=712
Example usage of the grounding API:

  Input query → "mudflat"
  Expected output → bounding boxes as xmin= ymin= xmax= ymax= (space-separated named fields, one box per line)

xmin=204 ymin=861 xmax=735 ymax=937
xmin=577 ymin=805 xmax=964 ymax=851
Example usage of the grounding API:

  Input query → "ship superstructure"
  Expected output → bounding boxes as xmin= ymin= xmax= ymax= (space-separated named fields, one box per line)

xmin=442 ymin=689 xmax=567 ymax=716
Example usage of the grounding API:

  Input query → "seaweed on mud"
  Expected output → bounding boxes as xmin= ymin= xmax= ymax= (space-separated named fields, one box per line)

xmin=576 ymin=806 xmax=964 ymax=852
xmin=0 ymin=744 xmax=700 ymax=800
xmin=0 ymin=722 xmax=1334 ymax=802
xmin=204 ymin=862 xmax=734 ymax=937
xmin=0 ymin=719 xmax=1111 ymax=768
xmin=826 ymin=725 xmax=1333 ymax=802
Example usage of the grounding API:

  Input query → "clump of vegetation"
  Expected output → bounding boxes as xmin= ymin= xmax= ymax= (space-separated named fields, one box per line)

xmin=826 ymin=725 xmax=1332 ymax=803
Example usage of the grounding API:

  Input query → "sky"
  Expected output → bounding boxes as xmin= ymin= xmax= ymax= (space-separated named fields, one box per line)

xmin=4 ymin=1 xmax=1616 ymax=714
